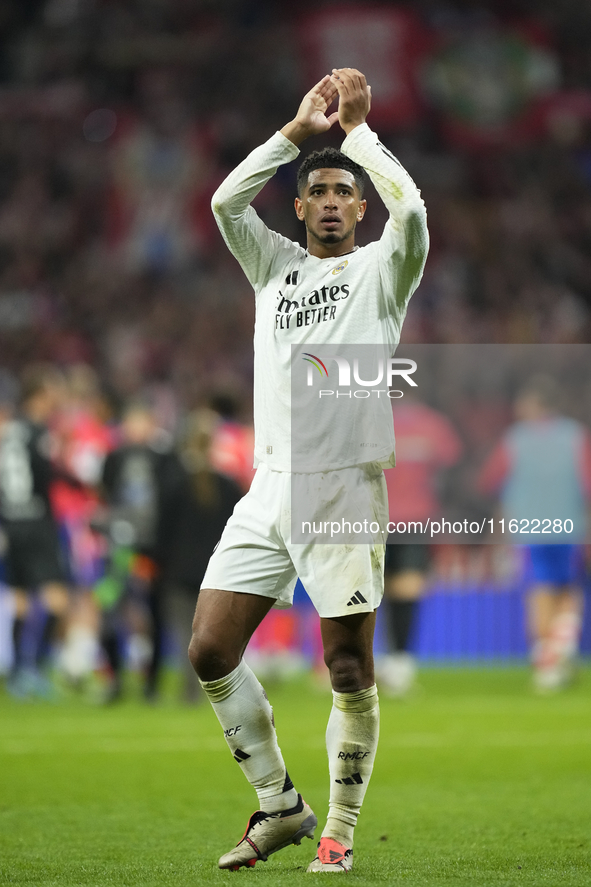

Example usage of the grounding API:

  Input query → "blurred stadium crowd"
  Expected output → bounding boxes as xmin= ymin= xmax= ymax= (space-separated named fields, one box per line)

xmin=1 ymin=0 xmax=591 ymax=401
xmin=0 ymin=0 xmax=590 ymax=698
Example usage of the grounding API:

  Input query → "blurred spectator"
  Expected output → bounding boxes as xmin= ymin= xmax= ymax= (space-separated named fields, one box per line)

xmin=108 ymin=70 xmax=213 ymax=274
xmin=209 ymin=391 xmax=255 ymax=492
xmin=378 ymin=394 xmax=463 ymax=696
xmin=51 ymin=364 xmax=114 ymax=684
xmin=159 ymin=408 xmax=243 ymax=702
xmin=480 ymin=375 xmax=591 ymax=691
xmin=0 ymin=363 xmax=70 ymax=698
xmin=95 ymin=399 xmax=180 ymax=702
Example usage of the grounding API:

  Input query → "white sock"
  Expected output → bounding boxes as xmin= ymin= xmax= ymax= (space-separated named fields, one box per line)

xmin=60 ymin=626 xmax=99 ymax=679
xmin=550 ymin=611 xmax=582 ymax=663
xmin=323 ymin=684 xmax=379 ymax=848
xmin=200 ymin=660 xmax=298 ymax=812
xmin=532 ymin=610 xmax=582 ymax=673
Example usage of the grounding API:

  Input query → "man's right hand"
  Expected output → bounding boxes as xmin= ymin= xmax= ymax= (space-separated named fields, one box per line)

xmin=280 ymin=75 xmax=339 ymax=146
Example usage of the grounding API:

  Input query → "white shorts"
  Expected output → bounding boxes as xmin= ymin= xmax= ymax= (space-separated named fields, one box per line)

xmin=201 ymin=462 xmax=387 ymax=619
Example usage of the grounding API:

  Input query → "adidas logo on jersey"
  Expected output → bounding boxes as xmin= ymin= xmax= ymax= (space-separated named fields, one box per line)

xmin=346 ymin=590 xmax=367 ymax=607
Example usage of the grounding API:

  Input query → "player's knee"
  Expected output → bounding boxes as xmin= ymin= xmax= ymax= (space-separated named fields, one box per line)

xmin=187 ymin=632 xmax=214 ymax=678
xmin=188 ymin=631 xmax=235 ymax=682
xmin=324 ymin=648 xmax=373 ymax=693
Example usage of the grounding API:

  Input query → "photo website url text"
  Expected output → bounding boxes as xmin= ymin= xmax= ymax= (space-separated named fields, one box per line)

xmin=301 ymin=517 xmax=576 ymax=538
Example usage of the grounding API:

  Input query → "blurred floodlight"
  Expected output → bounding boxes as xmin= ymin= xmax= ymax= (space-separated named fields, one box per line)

xmin=83 ymin=109 xmax=117 ymax=142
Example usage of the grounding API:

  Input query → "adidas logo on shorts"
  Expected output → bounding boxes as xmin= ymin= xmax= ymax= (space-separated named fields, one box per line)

xmin=346 ymin=590 xmax=367 ymax=607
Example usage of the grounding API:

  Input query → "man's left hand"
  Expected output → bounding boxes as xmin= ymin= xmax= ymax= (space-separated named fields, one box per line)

xmin=331 ymin=68 xmax=371 ymax=135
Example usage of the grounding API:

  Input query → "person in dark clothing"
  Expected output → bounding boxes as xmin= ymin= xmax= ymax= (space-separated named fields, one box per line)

xmin=0 ymin=364 xmax=70 ymax=698
xmin=96 ymin=400 xmax=181 ymax=702
xmin=158 ymin=408 xmax=242 ymax=702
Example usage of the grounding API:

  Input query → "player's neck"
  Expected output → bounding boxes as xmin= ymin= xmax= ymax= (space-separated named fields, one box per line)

xmin=306 ymin=235 xmax=357 ymax=260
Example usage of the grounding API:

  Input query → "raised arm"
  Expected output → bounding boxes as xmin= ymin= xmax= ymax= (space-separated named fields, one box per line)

xmin=332 ymin=68 xmax=429 ymax=310
xmin=210 ymin=133 xmax=299 ymax=290
xmin=280 ymin=74 xmax=340 ymax=145
xmin=212 ymin=76 xmax=340 ymax=290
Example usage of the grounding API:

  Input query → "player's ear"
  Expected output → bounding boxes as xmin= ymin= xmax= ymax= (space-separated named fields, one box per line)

xmin=356 ymin=199 xmax=367 ymax=222
xmin=294 ymin=196 xmax=305 ymax=221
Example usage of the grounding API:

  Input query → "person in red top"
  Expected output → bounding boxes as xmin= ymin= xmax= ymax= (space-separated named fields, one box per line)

xmin=208 ymin=393 xmax=255 ymax=493
xmin=380 ymin=394 xmax=462 ymax=695
xmin=51 ymin=365 xmax=114 ymax=684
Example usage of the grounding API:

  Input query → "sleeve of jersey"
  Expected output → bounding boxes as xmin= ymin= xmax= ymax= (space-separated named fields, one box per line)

xmin=211 ymin=132 xmax=300 ymax=291
xmin=341 ymin=123 xmax=429 ymax=314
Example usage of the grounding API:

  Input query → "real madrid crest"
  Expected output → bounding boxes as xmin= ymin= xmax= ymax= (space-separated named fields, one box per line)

xmin=332 ymin=259 xmax=349 ymax=276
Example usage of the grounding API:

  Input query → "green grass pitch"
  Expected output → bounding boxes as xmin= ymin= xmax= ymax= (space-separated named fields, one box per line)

xmin=1 ymin=666 xmax=590 ymax=886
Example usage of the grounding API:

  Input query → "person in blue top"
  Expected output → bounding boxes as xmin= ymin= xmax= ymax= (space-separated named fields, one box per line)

xmin=480 ymin=374 xmax=591 ymax=692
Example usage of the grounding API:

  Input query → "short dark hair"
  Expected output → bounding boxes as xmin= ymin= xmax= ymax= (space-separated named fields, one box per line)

xmin=297 ymin=148 xmax=366 ymax=197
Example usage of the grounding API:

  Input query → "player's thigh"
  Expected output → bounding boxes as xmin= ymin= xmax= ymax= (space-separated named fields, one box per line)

xmin=320 ymin=609 xmax=377 ymax=659
xmin=193 ymin=587 xmax=275 ymax=642
xmin=192 ymin=588 xmax=275 ymax=664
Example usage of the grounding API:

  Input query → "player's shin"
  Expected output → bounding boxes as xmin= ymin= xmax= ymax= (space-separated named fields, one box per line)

xmin=323 ymin=684 xmax=379 ymax=847
xmin=199 ymin=659 xmax=298 ymax=812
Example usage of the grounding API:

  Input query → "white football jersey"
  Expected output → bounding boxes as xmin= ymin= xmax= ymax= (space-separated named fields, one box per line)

xmin=211 ymin=123 xmax=429 ymax=472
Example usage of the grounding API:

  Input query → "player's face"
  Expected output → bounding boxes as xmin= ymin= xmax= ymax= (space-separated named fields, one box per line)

xmin=294 ymin=169 xmax=366 ymax=250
